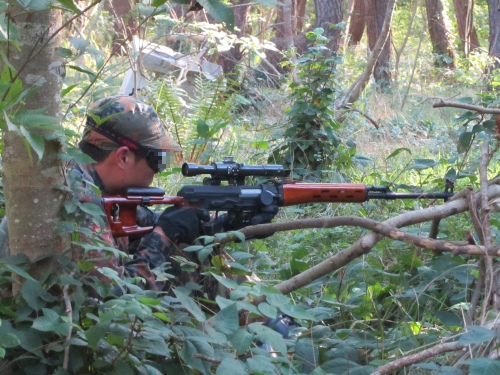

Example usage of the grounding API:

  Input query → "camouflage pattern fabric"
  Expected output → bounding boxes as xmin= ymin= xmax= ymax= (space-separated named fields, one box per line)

xmin=83 ymin=95 xmax=181 ymax=152
xmin=0 ymin=160 xmax=203 ymax=294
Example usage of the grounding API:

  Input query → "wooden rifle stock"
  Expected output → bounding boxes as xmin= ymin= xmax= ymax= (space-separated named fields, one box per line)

xmin=102 ymin=188 xmax=183 ymax=237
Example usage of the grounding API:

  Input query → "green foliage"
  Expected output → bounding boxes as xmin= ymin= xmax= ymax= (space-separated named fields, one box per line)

xmin=269 ymin=29 xmax=351 ymax=179
xmin=153 ymin=75 xmax=238 ymax=163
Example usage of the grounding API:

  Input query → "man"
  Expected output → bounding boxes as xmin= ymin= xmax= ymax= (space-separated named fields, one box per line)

xmin=1 ymin=95 xmax=209 ymax=293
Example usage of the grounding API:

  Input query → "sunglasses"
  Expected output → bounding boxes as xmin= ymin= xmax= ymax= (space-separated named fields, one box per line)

xmin=144 ymin=150 xmax=175 ymax=173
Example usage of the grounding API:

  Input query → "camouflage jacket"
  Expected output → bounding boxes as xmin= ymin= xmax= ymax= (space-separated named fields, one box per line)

xmin=0 ymin=161 xmax=194 ymax=293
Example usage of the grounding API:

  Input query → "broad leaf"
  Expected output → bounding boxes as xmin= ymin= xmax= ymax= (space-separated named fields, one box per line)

xmin=196 ymin=0 xmax=234 ymax=30
xmin=174 ymin=289 xmax=206 ymax=322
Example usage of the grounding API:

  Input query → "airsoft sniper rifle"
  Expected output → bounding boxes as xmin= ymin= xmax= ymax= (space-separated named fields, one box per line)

xmin=103 ymin=157 xmax=455 ymax=238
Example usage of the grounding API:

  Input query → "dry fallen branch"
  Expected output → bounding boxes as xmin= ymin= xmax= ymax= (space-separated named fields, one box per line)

xmin=370 ymin=341 xmax=467 ymax=375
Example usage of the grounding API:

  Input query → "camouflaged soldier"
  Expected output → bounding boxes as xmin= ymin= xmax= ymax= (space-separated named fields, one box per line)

xmin=1 ymin=95 xmax=209 ymax=293
xmin=76 ymin=95 xmax=211 ymax=292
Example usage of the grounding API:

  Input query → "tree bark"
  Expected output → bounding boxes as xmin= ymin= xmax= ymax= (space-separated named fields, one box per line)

xmin=314 ymin=0 xmax=344 ymax=53
xmin=338 ymin=0 xmax=395 ymax=107
xmin=3 ymin=4 xmax=67 ymax=277
xmin=294 ymin=0 xmax=308 ymax=34
xmin=425 ymin=0 xmax=457 ymax=68
xmin=104 ymin=0 xmax=139 ymax=57
xmin=365 ymin=0 xmax=392 ymax=87
xmin=347 ymin=0 xmax=366 ymax=46
xmin=452 ymin=0 xmax=480 ymax=55
xmin=488 ymin=0 xmax=500 ymax=74
xmin=218 ymin=0 xmax=251 ymax=72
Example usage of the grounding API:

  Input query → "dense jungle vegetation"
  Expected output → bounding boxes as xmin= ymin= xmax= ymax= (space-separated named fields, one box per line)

xmin=1 ymin=0 xmax=500 ymax=374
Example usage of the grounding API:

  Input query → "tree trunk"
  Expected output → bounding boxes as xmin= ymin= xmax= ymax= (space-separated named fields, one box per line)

xmin=338 ymin=0 xmax=396 ymax=107
xmin=218 ymin=0 xmax=251 ymax=72
xmin=347 ymin=0 xmax=366 ymax=46
xmin=104 ymin=0 xmax=139 ymax=56
xmin=452 ymin=0 xmax=480 ymax=55
xmin=294 ymin=0 xmax=308 ymax=34
xmin=366 ymin=0 xmax=392 ymax=87
xmin=314 ymin=0 xmax=344 ymax=52
xmin=294 ymin=0 xmax=345 ymax=55
xmin=488 ymin=0 xmax=500 ymax=74
xmin=3 ymin=4 xmax=67 ymax=278
xmin=425 ymin=0 xmax=457 ymax=68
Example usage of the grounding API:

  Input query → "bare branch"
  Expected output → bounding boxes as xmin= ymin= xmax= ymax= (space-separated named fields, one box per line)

xmin=433 ymin=99 xmax=500 ymax=114
xmin=370 ymin=341 xmax=467 ymax=375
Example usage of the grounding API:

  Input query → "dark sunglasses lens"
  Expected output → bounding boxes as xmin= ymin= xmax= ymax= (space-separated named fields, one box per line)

xmin=147 ymin=151 xmax=174 ymax=173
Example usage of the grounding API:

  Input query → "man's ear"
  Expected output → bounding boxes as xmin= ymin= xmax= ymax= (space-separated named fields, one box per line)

xmin=113 ymin=146 xmax=132 ymax=170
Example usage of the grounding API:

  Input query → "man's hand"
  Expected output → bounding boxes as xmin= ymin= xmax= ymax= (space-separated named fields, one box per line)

xmin=250 ymin=204 xmax=279 ymax=226
xmin=155 ymin=206 xmax=210 ymax=244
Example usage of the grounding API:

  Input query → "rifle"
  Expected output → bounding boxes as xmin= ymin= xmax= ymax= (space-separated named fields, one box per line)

xmin=103 ymin=157 xmax=455 ymax=238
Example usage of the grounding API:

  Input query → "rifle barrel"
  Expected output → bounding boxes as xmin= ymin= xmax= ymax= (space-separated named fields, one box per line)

xmin=367 ymin=192 xmax=455 ymax=200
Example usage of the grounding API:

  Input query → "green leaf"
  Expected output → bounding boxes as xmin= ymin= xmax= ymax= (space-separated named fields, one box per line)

xmin=78 ymin=202 xmax=105 ymax=217
xmin=248 ymin=323 xmax=287 ymax=356
xmin=0 ymin=332 xmax=21 ymax=348
xmin=386 ymin=147 xmax=411 ymax=159
xmin=197 ymin=119 xmax=210 ymax=137
xmin=19 ymin=125 xmax=44 ymax=161
xmin=5 ymin=264 xmax=36 ymax=282
xmin=174 ymin=289 xmax=206 ymax=322
xmin=258 ymin=302 xmax=278 ymax=319
xmin=32 ymin=308 xmax=61 ymax=332
xmin=196 ymin=0 xmax=234 ymax=30
xmin=216 ymin=358 xmax=248 ymax=375
xmin=458 ymin=326 xmax=498 ymax=345
xmin=227 ymin=328 xmax=255 ymax=355
xmin=210 ymin=272 xmax=238 ymax=290
xmin=206 ymin=303 xmax=239 ymax=334
xmin=21 ymin=279 xmax=55 ymax=310
xmin=458 ymin=131 xmax=473 ymax=153
xmin=55 ymin=0 xmax=79 ymax=12
xmin=464 ymin=357 xmax=500 ymax=375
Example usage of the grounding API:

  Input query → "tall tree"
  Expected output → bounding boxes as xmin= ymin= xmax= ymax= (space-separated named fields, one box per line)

xmin=294 ymin=0 xmax=345 ymax=54
xmin=365 ymin=0 xmax=392 ymax=87
xmin=453 ymin=0 xmax=480 ymax=55
xmin=487 ymin=0 xmax=500 ymax=75
xmin=105 ymin=0 xmax=139 ymax=56
xmin=347 ymin=0 xmax=366 ymax=46
xmin=3 ymin=3 xmax=67 ymax=278
xmin=425 ymin=0 xmax=457 ymax=68
xmin=218 ymin=0 xmax=251 ymax=72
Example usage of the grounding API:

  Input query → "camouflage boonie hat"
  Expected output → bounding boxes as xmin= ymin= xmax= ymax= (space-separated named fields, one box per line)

xmin=83 ymin=95 xmax=181 ymax=153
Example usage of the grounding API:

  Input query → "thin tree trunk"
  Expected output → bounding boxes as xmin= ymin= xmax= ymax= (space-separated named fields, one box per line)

xmin=347 ymin=0 xmax=366 ymax=46
xmin=365 ymin=0 xmax=392 ymax=87
xmin=314 ymin=0 xmax=344 ymax=53
xmin=425 ymin=0 xmax=457 ymax=68
xmin=218 ymin=0 xmax=251 ymax=72
xmin=453 ymin=0 xmax=480 ymax=55
xmin=294 ymin=0 xmax=308 ymax=33
xmin=487 ymin=0 xmax=500 ymax=75
xmin=104 ymin=0 xmax=138 ymax=56
xmin=3 ymin=4 xmax=67 ymax=278
xmin=338 ymin=0 xmax=396 ymax=107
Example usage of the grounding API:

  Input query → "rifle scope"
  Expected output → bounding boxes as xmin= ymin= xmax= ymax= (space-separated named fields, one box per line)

xmin=182 ymin=157 xmax=290 ymax=179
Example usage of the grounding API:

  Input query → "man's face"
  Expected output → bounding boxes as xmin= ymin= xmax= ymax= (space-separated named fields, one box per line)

xmin=125 ymin=153 xmax=156 ymax=188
